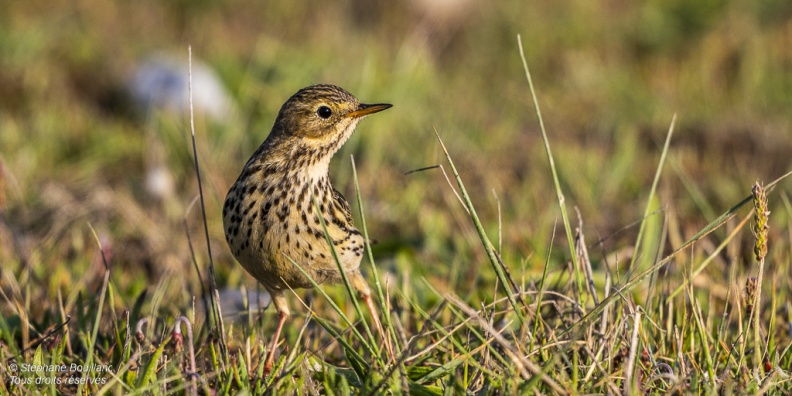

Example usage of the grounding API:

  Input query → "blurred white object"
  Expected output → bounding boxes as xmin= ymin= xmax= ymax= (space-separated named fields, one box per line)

xmin=129 ymin=55 xmax=234 ymax=121
xmin=144 ymin=164 xmax=174 ymax=202
xmin=218 ymin=287 xmax=272 ymax=319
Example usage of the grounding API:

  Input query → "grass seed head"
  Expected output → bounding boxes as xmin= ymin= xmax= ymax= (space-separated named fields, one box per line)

xmin=752 ymin=182 xmax=769 ymax=263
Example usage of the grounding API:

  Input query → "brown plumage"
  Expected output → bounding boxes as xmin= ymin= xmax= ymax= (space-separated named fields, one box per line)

xmin=223 ymin=84 xmax=391 ymax=373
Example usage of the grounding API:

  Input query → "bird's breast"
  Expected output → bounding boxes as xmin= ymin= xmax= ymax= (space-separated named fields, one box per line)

xmin=223 ymin=166 xmax=364 ymax=289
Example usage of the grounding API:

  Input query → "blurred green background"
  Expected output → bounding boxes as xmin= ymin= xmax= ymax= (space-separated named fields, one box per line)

xmin=1 ymin=0 xmax=791 ymax=309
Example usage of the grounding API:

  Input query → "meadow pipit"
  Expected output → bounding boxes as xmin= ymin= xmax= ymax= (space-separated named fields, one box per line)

xmin=223 ymin=84 xmax=391 ymax=373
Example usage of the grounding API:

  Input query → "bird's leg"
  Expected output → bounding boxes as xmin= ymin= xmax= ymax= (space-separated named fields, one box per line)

xmin=350 ymin=272 xmax=393 ymax=361
xmin=264 ymin=291 xmax=290 ymax=376
xmin=362 ymin=292 xmax=393 ymax=360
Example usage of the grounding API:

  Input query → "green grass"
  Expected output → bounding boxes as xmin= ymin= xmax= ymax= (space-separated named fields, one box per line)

xmin=2 ymin=0 xmax=792 ymax=394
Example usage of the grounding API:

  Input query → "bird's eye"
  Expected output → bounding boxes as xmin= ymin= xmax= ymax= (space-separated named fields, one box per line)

xmin=317 ymin=106 xmax=332 ymax=119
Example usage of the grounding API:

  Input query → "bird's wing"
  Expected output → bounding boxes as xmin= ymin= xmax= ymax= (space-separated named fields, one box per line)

xmin=332 ymin=188 xmax=355 ymax=226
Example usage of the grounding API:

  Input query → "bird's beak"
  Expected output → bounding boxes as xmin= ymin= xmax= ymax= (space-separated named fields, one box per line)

xmin=346 ymin=103 xmax=393 ymax=119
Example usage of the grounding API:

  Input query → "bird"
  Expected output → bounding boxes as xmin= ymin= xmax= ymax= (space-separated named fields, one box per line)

xmin=222 ymin=84 xmax=392 ymax=374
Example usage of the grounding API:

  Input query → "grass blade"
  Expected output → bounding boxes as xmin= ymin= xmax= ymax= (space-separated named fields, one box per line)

xmin=79 ymin=223 xmax=111 ymax=395
xmin=433 ymin=129 xmax=527 ymax=327
xmin=309 ymin=192 xmax=383 ymax=363
xmin=351 ymin=156 xmax=400 ymax=356
xmin=628 ymin=115 xmax=676 ymax=272
xmin=186 ymin=46 xmax=225 ymax=356
xmin=517 ymin=34 xmax=583 ymax=301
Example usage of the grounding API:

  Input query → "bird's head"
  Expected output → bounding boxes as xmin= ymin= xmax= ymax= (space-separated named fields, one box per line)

xmin=270 ymin=84 xmax=391 ymax=155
